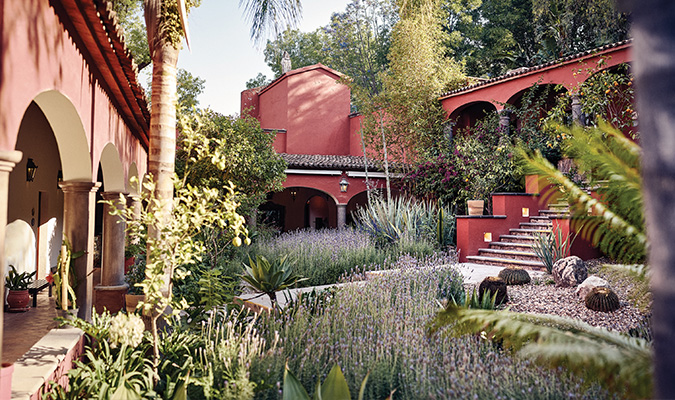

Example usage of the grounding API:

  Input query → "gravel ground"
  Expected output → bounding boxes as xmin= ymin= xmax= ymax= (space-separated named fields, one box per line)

xmin=468 ymin=259 xmax=651 ymax=333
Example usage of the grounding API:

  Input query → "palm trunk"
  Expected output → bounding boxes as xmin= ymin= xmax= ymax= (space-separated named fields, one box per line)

xmin=629 ymin=1 xmax=675 ymax=397
xmin=147 ymin=41 xmax=179 ymax=295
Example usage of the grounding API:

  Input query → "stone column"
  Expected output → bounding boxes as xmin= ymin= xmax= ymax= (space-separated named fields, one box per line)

xmin=94 ymin=191 xmax=128 ymax=314
xmin=498 ymin=109 xmax=511 ymax=134
xmin=571 ymin=95 xmax=583 ymax=126
xmin=59 ymin=181 xmax=101 ymax=321
xmin=0 ymin=150 xmax=23 ymax=365
xmin=337 ymin=204 xmax=347 ymax=228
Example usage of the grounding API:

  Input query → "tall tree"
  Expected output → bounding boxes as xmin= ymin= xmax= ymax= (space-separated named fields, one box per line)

xmin=628 ymin=0 xmax=675 ymax=397
xmin=355 ymin=0 xmax=465 ymax=183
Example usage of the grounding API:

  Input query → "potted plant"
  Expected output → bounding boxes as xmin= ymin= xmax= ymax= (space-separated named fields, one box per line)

xmin=5 ymin=265 xmax=35 ymax=312
xmin=124 ymin=255 xmax=146 ymax=314
xmin=53 ymin=237 xmax=84 ymax=317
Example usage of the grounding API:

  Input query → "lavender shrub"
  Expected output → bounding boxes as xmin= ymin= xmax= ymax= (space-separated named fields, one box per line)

xmin=253 ymin=254 xmax=613 ymax=399
xmin=249 ymin=228 xmax=436 ymax=287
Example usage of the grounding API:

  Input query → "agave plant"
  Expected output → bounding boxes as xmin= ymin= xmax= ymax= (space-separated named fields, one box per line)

xmin=517 ymin=121 xmax=645 ymax=263
xmin=240 ymin=255 xmax=306 ymax=308
xmin=429 ymin=304 xmax=652 ymax=399
xmin=531 ymin=225 xmax=576 ymax=273
xmin=283 ymin=364 xmax=380 ymax=400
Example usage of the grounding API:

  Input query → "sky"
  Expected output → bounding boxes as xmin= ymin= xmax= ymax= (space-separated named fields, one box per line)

xmin=175 ymin=0 xmax=352 ymax=116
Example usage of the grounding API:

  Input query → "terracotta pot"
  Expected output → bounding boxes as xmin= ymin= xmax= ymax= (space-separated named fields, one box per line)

xmin=125 ymin=294 xmax=145 ymax=314
xmin=467 ymin=200 xmax=485 ymax=216
xmin=1 ymin=363 xmax=13 ymax=400
xmin=6 ymin=290 xmax=30 ymax=312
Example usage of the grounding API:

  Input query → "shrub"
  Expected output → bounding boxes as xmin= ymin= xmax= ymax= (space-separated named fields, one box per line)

xmin=254 ymin=255 xmax=608 ymax=399
xmin=531 ymin=225 xmax=575 ymax=273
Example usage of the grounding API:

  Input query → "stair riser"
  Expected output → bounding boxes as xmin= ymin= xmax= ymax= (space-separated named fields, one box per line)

xmin=466 ymin=258 xmax=547 ymax=271
xmin=489 ymin=243 xmax=535 ymax=251
xmin=529 ymin=217 xmax=551 ymax=224
xmin=500 ymin=236 xmax=536 ymax=244
xmin=477 ymin=251 xmax=541 ymax=262
xmin=511 ymin=230 xmax=550 ymax=237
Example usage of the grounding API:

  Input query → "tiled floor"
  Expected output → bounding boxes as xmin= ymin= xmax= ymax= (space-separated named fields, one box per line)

xmin=3 ymin=292 xmax=59 ymax=364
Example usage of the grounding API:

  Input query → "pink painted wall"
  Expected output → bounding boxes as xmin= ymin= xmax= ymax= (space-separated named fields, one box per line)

xmin=255 ymin=65 xmax=351 ymax=156
xmin=284 ymin=174 xmax=380 ymax=205
xmin=0 ymin=0 xmax=147 ymax=178
xmin=456 ymin=215 xmax=509 ymax=263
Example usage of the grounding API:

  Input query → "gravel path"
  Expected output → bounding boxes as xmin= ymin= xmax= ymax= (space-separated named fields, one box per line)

xmin=467 ymin=259 xmax=651 ymax=333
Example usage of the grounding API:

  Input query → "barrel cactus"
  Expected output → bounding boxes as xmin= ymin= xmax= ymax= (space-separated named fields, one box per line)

xmin=585 ymin=286 xmax=621 ymax=312
xmin=498 ymin=266 xmax=531 ymax=285
xmin=478 ymin=276 xmax=508 ymax=305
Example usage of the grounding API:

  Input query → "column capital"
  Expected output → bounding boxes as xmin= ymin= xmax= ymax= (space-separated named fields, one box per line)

xmin=0 ymin=150 xmax=23 ymax=173
xmin=59 ymin=181 xmax=101 ymax=193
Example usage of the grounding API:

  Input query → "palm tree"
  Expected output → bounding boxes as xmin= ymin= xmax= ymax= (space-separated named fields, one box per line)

xmin=627 ymin=1 xmax=675 ymax=397
xmin=141 ymin=0 xmax=302 ymax=291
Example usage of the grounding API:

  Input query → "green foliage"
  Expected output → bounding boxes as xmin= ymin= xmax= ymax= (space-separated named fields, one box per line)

xmin=176 ymin=109 xmax=287 ymax=217
xmin=5 ymin=265 xmax=35 ymax=291
xmin=53 ymin=238 xmax=84 ymax=309
xmin=237 ymin=228 xmax=438 ymax=287
xmin=177 ymin=68 xmax=205 ymax=110
xmin=352 ymin=196 xmax=455 ymax=247
xmin=430 ymin=304 xmax=652 ymax=398
xmin=445 ymin=0 xmax=630 ymax=77
xmin=240 ymin=255 xmax=306 ymax=307
xmin=531 ymin=225 xmax=574 ymax=273
xmin=240 ymin=0 xmax=302 ymax=45
xmin=452 ymin=287 xmax=499 ymax=310
xmin=124 ymin=256 xmax=146 ymax=295
xmin=283 ymin=364 xmax=370 ymax=400
xmin=245 ymin=72 xmax=271 ymax=89
xmin=517 ymin=122 xmax=646 ymax=263
xmin=584 ymin=286 xmax=621 ymax=312
xmin=188 ymin=310 xmax=275 ymax=399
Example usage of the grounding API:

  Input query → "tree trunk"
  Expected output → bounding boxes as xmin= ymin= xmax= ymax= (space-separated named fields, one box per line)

xmin=629 ymin=1 xmax=675 ymax=397
xmin=379 ymin=113 xmax=392 ymax=202
xmin=147 ymin=41 xmax=179 ymax=295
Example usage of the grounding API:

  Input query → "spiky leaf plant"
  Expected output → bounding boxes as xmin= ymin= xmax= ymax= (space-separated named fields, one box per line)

xmin=531 ymin=226 xmax=575 ymax=273
xmin=517 ymin=121 xmax=645 ymax=263
xmin=240 ymin=255 xmax=306 ymax=308
xmin=429 ymin=305 xmax=652 ymax=399
xmin=585 ymin=286 xmax=621 ymax=312
xmin=498 ymin=266 xmax=531 ymax=285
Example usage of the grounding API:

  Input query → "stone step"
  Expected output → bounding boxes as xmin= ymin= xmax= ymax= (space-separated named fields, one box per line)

xmin=465 ymin=255 xmax=546 ymax=270
xmin=539 ymin=210 xmax=569 ymax=218
xmin=477 ymin=248 xmax=540 ymax=261
xmin=520 ymin=222 xmax=552 ymax=229
xmin=500 ymin=234 xmax=536 ymax=243
xmin=510 ymin=228 xmax=551 ymax=236
xmin=489 ymin=242 xmax=535 ymax=251
xmin=529 ymin=216 xmax=551 ymax=223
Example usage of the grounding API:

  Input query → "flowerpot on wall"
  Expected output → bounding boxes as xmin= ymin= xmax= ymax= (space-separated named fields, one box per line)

xmin=1 ymin=363 xmax=13 ymax=400
xmin=6 ymin=289 xmax=30 ymax=312
xmin=125 ymin=294 xmax=146 ymax=314
xmin=467 ymin=200 xmax=484 ymax=216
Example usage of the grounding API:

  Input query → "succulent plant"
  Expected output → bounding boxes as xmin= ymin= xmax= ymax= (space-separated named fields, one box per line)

xmin=478 ymin=276 xmax=508 ymax=305
xmin=498 ymin=267 xmax=531 ymax=285
xmin=585 ymin=286 xmax=621 ymax=312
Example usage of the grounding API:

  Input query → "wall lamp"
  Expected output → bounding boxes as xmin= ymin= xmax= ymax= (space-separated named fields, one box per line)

xmin=290 ymin=189 xmax=298 ymax=201
xmin=339 ymin=175 xmax=349 ymax=193
xmin=26 ymin=158 xmax=38 ymax=182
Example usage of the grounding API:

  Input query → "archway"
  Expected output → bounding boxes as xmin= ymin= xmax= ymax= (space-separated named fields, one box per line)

xmin=346 ymin=191 xmax=369 ymax=226
xmin=262 ymin=187 xmax=339 ymax=231
xmin=449 ymin=101 xmax=498 ymax=134
xmin=305 ymin=195 xmax=331 ymax=229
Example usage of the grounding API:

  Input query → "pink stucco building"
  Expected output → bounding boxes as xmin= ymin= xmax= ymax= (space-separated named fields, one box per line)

xmin=241 ymin=64 xmax=388 ymax=231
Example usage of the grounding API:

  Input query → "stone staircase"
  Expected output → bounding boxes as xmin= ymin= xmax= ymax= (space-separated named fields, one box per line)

xmin=465 ymin=205 xmax=569 ymax=270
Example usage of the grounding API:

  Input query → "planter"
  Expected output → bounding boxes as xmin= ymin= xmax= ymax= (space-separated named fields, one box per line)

xmin=467 ymin=200 xmax=485 ymax=216
xmin=6 ymin=289 xmax=30 ymax=312
xmin=1 ymin=363 xmax=13 ymax=400
xmin=125 ymin=294 xmax=146 ymax=314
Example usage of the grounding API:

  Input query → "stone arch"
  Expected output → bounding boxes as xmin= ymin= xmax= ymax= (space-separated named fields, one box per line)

xmin=448 ymin=101 xmax=498 ymax=133
xmin=99 ymin=143 xmax=126 ymax=193
xmin=33 ymin=90 xmax=91 ymax=181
